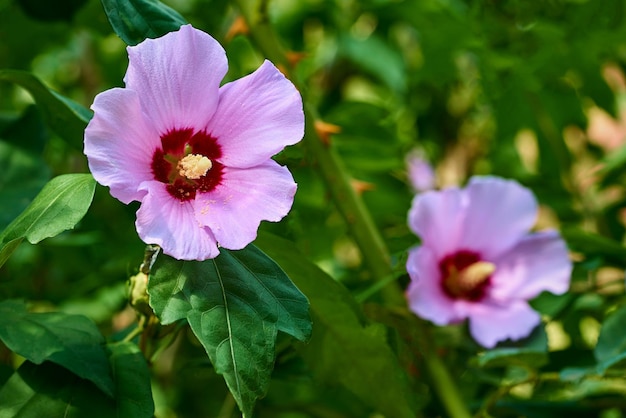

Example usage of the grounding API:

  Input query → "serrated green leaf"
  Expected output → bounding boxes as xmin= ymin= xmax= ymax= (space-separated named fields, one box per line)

xmin=0 ymin=361 xmax=115 ymax=418
xmin=0 ymin=173 xmax=96 ymax=268
xmin=148 ymin=245 xmax=311 ymax=418
xmin=256 ymin=232 xmax=418 ymax=418
xmin=0 ymin=300 xmax=115 ymax=398
xmin=0 ymin=70 xmax=91 ymax=147
xmin=100 ymin=0 xmax=187 ymax=46
xmin=107 ymin=341 xmax=154 ymax=418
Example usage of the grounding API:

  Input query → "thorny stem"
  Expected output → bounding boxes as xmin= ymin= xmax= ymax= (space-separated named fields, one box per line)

xmin=230 ymin=2 xmax=472 ymax=418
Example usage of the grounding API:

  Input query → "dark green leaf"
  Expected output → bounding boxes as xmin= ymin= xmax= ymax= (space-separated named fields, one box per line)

xmin=474 ymin=327 xmax=549 ymax=369
xmin=562 ymin=227 xmax=626 ymax=267
xmin=0 ymin=174 xmax=96 ymax=268
xmin=100 ymin=0 xmax=187 ymax=46
xmin=107 ymin=341 xmax=154 ymax=418
xmin=256 ymin=232 xmax=418 ymax=418
xmin=0 ymin=141 xmax=50 ymax=231
xmin=0 ymin=300 xmax=115 ymax=398
xmin=17 ymin=0 xmax=88 ymax=22
xmin=148 ymin=245 xmax=311 ymax=418
xmin=595 ymin=304 xmax=626 ymax=363
xmin=0 ymin=70 xmax=91 ymax=147
xmin=0 ymin=361 xmax=115 ymax=418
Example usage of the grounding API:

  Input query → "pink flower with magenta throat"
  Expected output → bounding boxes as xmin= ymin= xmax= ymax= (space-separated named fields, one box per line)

xmin=84 ymin=25 xmax=304 ymax=260
xmin=406 ymin=176 xmax=572 ymax=348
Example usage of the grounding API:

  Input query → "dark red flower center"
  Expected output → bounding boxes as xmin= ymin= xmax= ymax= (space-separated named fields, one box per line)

xmin=439 ymin=250 xmax=494 ymax=301
xmin=151 ymin=128 xmax=224 ymax=201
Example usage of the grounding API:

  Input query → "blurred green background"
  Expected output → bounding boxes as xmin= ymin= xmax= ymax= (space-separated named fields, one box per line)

xmin=4 ymin=0 xmax=626 ymax=416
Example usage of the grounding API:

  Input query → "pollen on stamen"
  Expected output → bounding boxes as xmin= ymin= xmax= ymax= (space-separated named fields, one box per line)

xmin=177 ymin=154 xmax=213 ymax=179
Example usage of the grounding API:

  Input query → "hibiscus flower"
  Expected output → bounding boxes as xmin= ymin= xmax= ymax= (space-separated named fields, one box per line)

xmin=406 ymin=176 xmax=572 ymax=348
xmin=84 ymin=25 xmax=304 ymax=260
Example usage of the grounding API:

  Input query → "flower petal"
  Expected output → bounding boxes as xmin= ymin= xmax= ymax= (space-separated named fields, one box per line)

xmin=124 ymin=24 xmax=227 ymax=135
xmin=208 ymin=60 xmax=304 ymax=168
xmin=136 ymin=181 xmax=219 ymax=260
xmin=84 ymin=88 xmax=158 ymax=204
xmin=468 ymin=301 xmax=541 ymax=348
xmin=194 ymin=160 xmax=297 ymax=250
xmin=490 ymin=230 xmax=572 ymax=301
xmin=406 ymin=246 xmax=464 ymax=325
xmin=408 ymin=187 xmax=465 ymax=259
xmin=459 ymin=176 xmax=538 ymax=258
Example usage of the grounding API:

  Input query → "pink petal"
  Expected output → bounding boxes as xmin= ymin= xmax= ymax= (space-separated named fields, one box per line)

xmin=84 ymin=88 xmax=158 ymax=204
xmin=136 ymin=181 xmax=220 ymax=260
xmin=408 ymin=187 xmax=465 ymax=259
xmin=194 ymin=160 xmax=297 ymax=250
xmin=490 ymin=230 xmax=572 ymax=301
xmin=405 ymin=149 xmax=435 ymax=192
xmin=208 ymin=60 xmax=304 ymax=168
xmin=124 ymin=25 xmax=227 ymax=135
xmin=468 ymin=301 xmax=541 ymax=348
xmin=406 ymin=246 xmax=464 ymax=325
xmin=458 ymin=176 xmax=538 ymax=258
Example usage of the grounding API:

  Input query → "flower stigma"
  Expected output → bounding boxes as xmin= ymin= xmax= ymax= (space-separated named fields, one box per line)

xmin=440 ymin=251 xmax=495 ymax=301
xmin=177 ymin=154 xmax=213 ymax=179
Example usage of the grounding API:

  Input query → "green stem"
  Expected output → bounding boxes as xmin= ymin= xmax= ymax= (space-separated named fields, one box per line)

xmin=231 ymin=2 xmax=472 ymax=417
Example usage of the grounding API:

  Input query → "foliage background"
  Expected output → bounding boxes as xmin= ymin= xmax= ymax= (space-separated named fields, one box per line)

xmin=3 ymin=0 xmax=626 ymax=417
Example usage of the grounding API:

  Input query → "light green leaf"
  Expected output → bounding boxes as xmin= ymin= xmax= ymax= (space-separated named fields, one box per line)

xmin=256 ymin=232 xmax=418 ymax=418
xmin=100 ymin=0 xmax=187 ymax=46
xmin=0 ymin=300 xmax=115 ymax=398
xmin=148 ymin=245 xmax=311 ymax=418
xmin=107 ymin=341 xmax=154 ymax=418
xmin=0 ymin=70 xmax=91 ymax=147
xmin=0 ymin=173 xmax=96 ymax=268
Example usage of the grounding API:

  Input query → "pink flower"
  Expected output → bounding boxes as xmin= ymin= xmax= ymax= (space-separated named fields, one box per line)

xmin=406 ymin=176 xmax=571 ymax=348
xmin=84 ymin=25 xmax=304 ymax=260
xmin=405 ymin=148 xmax=435 ymax=192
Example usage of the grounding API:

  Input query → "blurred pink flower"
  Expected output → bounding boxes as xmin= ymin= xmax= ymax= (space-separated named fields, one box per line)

xmin=84 ymin=25 xmax=304 ymax=260
xmin=406 ymin=176 xmax=571 ymax=348
xmin=405 ymin=149 xmax=435 ymax=192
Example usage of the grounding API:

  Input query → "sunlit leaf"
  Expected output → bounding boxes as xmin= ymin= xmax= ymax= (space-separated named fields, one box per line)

xmin=107 ymin=341 xmax=154 ymax=418
xmin=256 ymin=232 xmax=418 ymax=418
xmin=100 ymin=0 xmax=187 ymax=45
xmin=0 ymin=174 xmax=96 ymax=268
xmin=0 ymin=70 xmax=91 ymax=147
xmin=0 ymin=300 xmax=114 ymax=398
xmin=148 ymin=245 xmax=311 ymax=418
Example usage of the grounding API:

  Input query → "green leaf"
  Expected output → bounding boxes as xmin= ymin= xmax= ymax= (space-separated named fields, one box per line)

xmin=107 ymin=341 xmax=154 ymax=418
xmin=17 ymin=0 xmax=88 ymax=22
xmin=256 ymin=233 xmax=418 ymax=418
xmin=0 ymin=70 xmax=92 ymax=147
xmin=100 ymin=0 xmax=187 ymax=46
xmin=0 ymin=361 xmax=115 ymax=418
xmin=474 ymin=327 xmax=549 ymax=369
xmin=0 ymin=173 xmax=96 ymax=268
xmin=0 ymin=141 xmax=50 ymax=231
xmin=561 ymin=227 xmax=626 ymax=267
xmin=595 ymin=304 xmax=626 ymax=363
xmin=148 ymin=245 xmax=311 ymax=418
xmin=0 ymin=300 xmax=115 ymax=398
